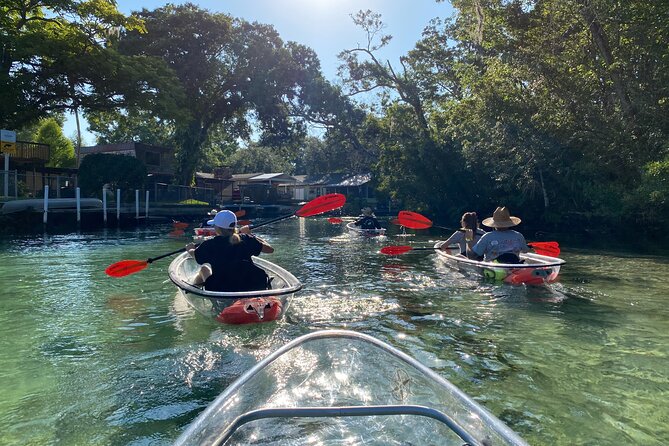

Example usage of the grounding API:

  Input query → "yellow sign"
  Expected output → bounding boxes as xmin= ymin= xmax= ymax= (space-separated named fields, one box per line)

xmin=1 ymin=141 xmax=16 ymax=155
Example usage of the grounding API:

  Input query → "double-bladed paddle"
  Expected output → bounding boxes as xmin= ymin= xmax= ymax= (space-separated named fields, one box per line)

xmin=380 ymin=245 xmax=459 ymax=256
xmin=527 ymin=242 xmax=560 ymax=257
xmin=397 ymin=211 xmax=454 ymax=231
xmin=105 ymin=193 xmax=347 ymax=278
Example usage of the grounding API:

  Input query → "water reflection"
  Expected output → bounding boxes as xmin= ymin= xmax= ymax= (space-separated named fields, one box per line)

xmin=0 ymin=222 xmax=668 ymax=445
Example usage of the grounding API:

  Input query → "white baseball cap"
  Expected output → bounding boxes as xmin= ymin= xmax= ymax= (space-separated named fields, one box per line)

xmin=208 ymin=210 xmax=237 ymax=229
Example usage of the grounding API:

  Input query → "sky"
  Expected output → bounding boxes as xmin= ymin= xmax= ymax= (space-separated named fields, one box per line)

xmin=64 ymin=0 xmax=455 ymax=142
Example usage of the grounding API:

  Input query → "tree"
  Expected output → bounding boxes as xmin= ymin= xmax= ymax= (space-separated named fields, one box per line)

xmin=115 ymin=4 xmax=330 ymax=184
xmin=33 ymin=118 xmax=76 ymax=168
xmin=77 ymin=153 xmax=146 ymax=197
xmin=0 ymin=0 xmax=183 ymax=166
xmin=226 ymin=145 xmax=293 ymax=174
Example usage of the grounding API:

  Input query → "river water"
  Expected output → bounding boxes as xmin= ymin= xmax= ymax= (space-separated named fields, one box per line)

xmin=0 ymin=218 xmax=667 ymax=445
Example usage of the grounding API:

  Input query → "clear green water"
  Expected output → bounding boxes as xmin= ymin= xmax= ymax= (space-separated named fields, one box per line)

xmin=0 ymin=219 xmax=667 ymax=445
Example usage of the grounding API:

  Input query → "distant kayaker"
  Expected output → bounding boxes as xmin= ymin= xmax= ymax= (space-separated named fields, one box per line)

xmin=467 ymin=207 xmax=529 ymax=263
xmin=354 ymin=207 xmax=382 ymax=230
xmin=440 ymin=212 xmax=486 ymax=254
xmin=199 ymin=209 xmax=218 ymax=228
xmin=186 ymin=210 xmax=274 ymax=292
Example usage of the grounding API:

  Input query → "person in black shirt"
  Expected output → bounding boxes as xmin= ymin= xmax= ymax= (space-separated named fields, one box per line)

xmin=186 ymin=210 xmax=274 ymax=292
xmin=199 ymin=209 xmax=218 ymax=228
xmin=353 ymin=207 xmax=382 ymax=230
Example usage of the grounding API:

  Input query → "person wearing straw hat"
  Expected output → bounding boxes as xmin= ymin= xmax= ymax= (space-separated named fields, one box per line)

xmin=467 ymin=207 xmax=529 ymax=263
xmin=186 ymin=210 xmax=274 ymax=291
xmin=354 ymin=207 xmax=382 ymax=230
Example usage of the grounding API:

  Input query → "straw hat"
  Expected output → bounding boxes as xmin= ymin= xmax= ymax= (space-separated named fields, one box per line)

xmin=482 ymin=207 xmax=521 ymax=228
xmin=361 ymin=207 xmax=374 ymax=216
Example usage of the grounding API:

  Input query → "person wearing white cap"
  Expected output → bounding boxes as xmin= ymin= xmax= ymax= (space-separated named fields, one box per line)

xmin=467 ymin=206 xmax=529 ymax=263
xmin=186 ymin=210 xmax=274 ymax=291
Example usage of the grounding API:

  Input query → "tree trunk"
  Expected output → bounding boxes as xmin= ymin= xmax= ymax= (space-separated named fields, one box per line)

xmin=539 ymin=169 xmax=549 ymax=209
xmin=579 ymin=2 xmax=635 ymax=120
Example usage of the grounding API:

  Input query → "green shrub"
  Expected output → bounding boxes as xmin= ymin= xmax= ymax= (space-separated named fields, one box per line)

xmin=78 ymin=153 xmax=147 ymax=197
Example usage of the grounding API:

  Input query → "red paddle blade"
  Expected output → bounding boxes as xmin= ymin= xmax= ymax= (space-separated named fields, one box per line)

xmin=328 ymin=217 xmax=343 ymax=224
xmin=380 ymin=245 xmax=413 ymax=255
xmin=390 ymin=218 xmax=400 ymax=226
xmin=234 ymin=210 xmax=246 ymax=218
xmin=295 ymin=193 xmax=346 ymax=217
xmin=173 ymin=221 xmax=188 ymax=229
xmin=529 ymin=242 xmax=561 ymax=257
xmin=168 ymin=229 xmax=185 ymax=237
xmin=397 ymin=211 xmax=433 ymax=230
xmin=237 ymin=220 xmax=252 ymax=226
xmin=105 ymin=260 xmax=149 ymax=277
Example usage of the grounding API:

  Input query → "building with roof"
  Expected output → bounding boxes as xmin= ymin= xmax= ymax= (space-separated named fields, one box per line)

xmin=79 ymin=142 xmax=175 ymax=183
xmin=232 ymin=172 xmax=299 ymax=203
xmin=283 ymin=173 xmax=375 ymax=202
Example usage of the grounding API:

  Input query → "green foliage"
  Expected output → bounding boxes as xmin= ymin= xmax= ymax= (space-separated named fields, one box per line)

xmin=334 ymin=2 xmax=669 ymax=233
xmin=86 ymin=108 xmax=176 ymax=147
xmin=33 ymin=118 xmax=76 ymax=168
xmin=78 ymin=153 xmax=147 ymax=197
xmin=113 ymin=4 xmax=332 ymax=184
xmin=0 ymin=0 xmax=180 ymax=130
xmin=226 ymin=145 xmax=293 ymax=174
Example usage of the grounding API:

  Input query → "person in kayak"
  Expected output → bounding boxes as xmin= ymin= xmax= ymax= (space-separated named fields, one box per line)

xmin=467 ymin=207 xmax=529 ymax=263
xmin=440 ymin=212 xmax=486 ymax=255
xmin=199 ymin=208 xmax=218 ymax=228
xmin=186 ymin=210 xmax=274 ymax=292
xmin=354 ymin=207 xmax=382 ymax=230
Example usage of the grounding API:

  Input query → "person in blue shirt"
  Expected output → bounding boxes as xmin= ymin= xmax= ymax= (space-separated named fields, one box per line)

xmin=467 ymin=207 xmax=529 ymax=263
xmin=186 ymin=210 xmax=274 ymax=292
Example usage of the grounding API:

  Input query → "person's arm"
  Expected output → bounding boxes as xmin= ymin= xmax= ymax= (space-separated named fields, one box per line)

xmin=239 ymin=226 xmax=274 ymax=254
xmin=466 ymin=236 xmax=484 ymax=260
xmin=518 ymin=232 xmax=530 ymax=253
xmin=441 ymin=231 xmax=461 ymax=250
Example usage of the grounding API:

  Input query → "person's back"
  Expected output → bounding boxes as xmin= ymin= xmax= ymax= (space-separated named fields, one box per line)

xmin=469 ymin=207 xmax=529 ymax=263
xmin=354 ymin=207 xmax=381 ymax=229
xmin=194 ymin=234 xmax=268 ymax=292
xmin=442 ymin=212 xmax=485 ymax=254
xmin=356 ymin=216 xmax=381 ymax=229
xmin=189 ymin=210 xmax=274 ymax=292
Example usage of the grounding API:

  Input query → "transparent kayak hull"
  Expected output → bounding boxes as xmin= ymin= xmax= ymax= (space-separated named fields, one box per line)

xmin=434 ymin=242 xmax=565 ymax=285
xmin=174 ymin=330 xmax=528 ymax=446
xmin=167 ymin=252 xmax=302 ymax=324
xmin=346 ymin=221 xmax=387 ymax=237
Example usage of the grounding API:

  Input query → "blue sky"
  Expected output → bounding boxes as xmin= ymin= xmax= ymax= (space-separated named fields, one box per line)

xmin=65 ymin=0 xmax=454 ymax=142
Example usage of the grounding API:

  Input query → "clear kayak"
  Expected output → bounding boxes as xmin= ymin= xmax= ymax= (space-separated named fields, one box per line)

xmin=434 ymin=242 xmax=565 ymax=285
xmin=193 ymin=227 xmax=217 ymax=242
xmin=167 ymin=252 xmax=302 ymax=324
xmin=174 ymin=330 xmax=529 ymax=446
xmin=346 ymin=221 xmax=387 ymax=237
